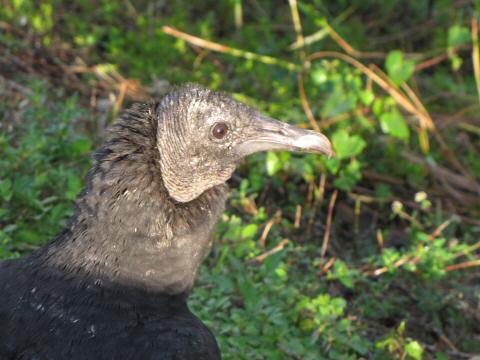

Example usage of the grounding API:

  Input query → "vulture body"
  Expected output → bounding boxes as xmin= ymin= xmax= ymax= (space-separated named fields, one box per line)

xmin=0 ymin=85 xmax=332 ymax=359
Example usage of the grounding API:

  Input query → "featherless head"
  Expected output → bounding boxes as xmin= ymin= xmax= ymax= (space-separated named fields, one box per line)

xmin=154 ymin=84 xmax=333 ymax=202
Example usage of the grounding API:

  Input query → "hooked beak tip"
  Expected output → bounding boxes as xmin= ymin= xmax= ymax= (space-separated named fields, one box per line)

xmin=236 ymin=113 xmax=333 ymax=158
xmin=291 ymin=132 xmax=334 ymax=157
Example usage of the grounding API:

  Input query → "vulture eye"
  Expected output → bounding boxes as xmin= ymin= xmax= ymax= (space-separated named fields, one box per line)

xmin=211 ymin=123 xmax=228 ymax=139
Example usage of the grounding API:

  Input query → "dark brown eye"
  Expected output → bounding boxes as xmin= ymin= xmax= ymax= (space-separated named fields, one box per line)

xmin=211 ymin=123 xmax=228 ymax=139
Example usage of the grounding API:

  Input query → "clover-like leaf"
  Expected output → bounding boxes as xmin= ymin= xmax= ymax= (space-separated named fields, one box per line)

xmin=380 ymin=110 xmax=410 ymax=140
xmin=385 ymin=50 xmax=415 ymax=85
xmin=332 ymin=129 xmax=366 ymax=160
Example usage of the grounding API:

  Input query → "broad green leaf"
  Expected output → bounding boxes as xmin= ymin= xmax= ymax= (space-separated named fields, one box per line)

xmin=266 ymin=151 xmax=282 ymax=176
xmin=380 ymin=110 xmax=410 ymax=140
xmin=447 ymin=25 xmax=471 ymax=48
xmin=451 ymin=55 xmax=463 ymax=71
xmin=332 ymin=130 xmax=366 ymax=159
xmin=326 ymin=156 xmax=341 ymax=175
xmin=311 ymin=67 xmax=328 ymax=85
xmin=241 ymin=223 xmax=258 ymax=239
xmin=275 ymin=265 xmax=288 ymax=281
xmin=385 ymin=50 xmax=415 ymax=85
xmin=447 ymin=25 xmax=471 ymax=71
xmin=359 ymin=90 xmax=375 ymax=106
xmin=71 ymin=138 xmax=92 ymax=155
xmin=329 ymin=260 xmax=357 ymax=289
xmin=405 ymin=340 xmax=423 ymax=360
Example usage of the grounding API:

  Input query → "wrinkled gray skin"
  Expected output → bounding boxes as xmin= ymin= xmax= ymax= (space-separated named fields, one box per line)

xmin=0 ymin=84 xmax=332 ymax=360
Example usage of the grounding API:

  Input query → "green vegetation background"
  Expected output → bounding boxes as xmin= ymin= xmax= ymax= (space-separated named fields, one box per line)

xmin=1 ymin=1 xmax=479 ymax=359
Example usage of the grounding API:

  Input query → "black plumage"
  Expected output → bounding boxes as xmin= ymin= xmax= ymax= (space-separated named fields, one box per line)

xmin=0 ymin=84 xmax=332 ymax=359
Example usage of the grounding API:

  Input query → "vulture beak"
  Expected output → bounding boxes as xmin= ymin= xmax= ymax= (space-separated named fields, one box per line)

xmin=237 ymin=113 xmax=333 ymax=158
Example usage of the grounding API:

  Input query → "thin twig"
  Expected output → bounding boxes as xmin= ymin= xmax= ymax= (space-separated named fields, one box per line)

xmin=422 ymin=343 xmax=474 ymax=360
xmin=472 ymin=13 xmax=480 ymax=103
xmin=298 ymin=71 xmax=320 ymax=132
xmin=429 ymin=218 xmax=454 ymax=240
xmin=288 ymin=0 xmax=323 ymax=133
xmin=376 ymin=229 xmax=384 ymax=253
xmin=446 ymin=260 xmax=480 ymax=272
xmin=113 ymin=80 xmax=128 ymax=116
xmin=458 ymin=122 xmax=480 ymax=136
xmin=415 ymin=52 xmax=450 ymax=72
xmin=294 ymin=205 xmax=302 ymax=228
xmin=320 ymin=257 xmax=336 ymax=273
xmin=288 ymin=0 xmax=306 ymax=62
xmin=369 ymin=63 xmax=434 ymax=131
xmin=233 ymin=0 xmax=243 ymax=30
xmin=364 ymin=254 xmax=415 ymax=276
xmin=0 ymin=74 xmax=33 ymax=96
xmin=259 ymin=217 xmax=275 ymax=247
xmin=453 ymin=241 xmax=480 ymax=259
xmin=323 ymin=20 xmax=386 ymax=59
xmin=288 ymin=6 xmax=356 ymax=50
xmin=320 ymin=190 xmax=338 ymax=260
xmin=250 ymin=239 xmax=290 ymax=263
xmin=439 ymin=334 xmax=460 ymax=353
xmin=162 ymin=26 xmax=299 ymax=71
xmin=306 ymin=174 xmax=326 ymax=237
xmin=403 ymin=151 xmax=480 ymax=197
xmin=298 ymin=72 xmax=321 ymax=132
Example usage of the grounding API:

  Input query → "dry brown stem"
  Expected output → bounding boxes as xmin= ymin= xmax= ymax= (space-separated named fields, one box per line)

xmin=251 ymin=239 xmax=290 ymax=263
xmin=320 ymin=190 xmax=338 ymax=260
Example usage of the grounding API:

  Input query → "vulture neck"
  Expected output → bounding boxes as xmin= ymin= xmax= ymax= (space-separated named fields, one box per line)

xmin=36 ymin=104 xmax=229 ymax=298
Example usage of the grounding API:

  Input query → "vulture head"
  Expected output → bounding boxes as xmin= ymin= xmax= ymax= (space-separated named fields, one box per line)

xmin=156 ymin=85 xmax=333 ymax=202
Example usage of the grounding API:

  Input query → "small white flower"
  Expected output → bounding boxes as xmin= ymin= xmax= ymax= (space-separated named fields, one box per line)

xmin=392 ymin=200 xmax=403 ymax=214
xmin=414 ymin=191 xmax=427 ymax=203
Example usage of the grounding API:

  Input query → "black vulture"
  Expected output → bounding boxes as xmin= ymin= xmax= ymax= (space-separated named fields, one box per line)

xmin=0 ymin=84 xmax=332 ymax=359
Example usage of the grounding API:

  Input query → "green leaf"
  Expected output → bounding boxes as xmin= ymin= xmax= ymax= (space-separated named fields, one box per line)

xmin=241 ymin=223 xmax=258 ymax=239
xmin=16 ymin=229 xmax=42 ymax=244
xmin=332 ymin=130 xmax=366 ymax=159
xmin=66 ymin=173 xmax=82 ymax=200
xmin=275 ymin=264 xmax=288 ymax=281
xmin=359 ymin=90 xmax=375 ymax=106
xmin=450 ymin=55 xmax=463 ymax=71
xmin=311 ymin=67 xmax=328 ymax=85
xmin=266 ymin=151 xmax=282 ymax=176
xmin=70 ymin=138 xmax=92 ymax=155
xmin=447 ymin=25 xmax=471 ymax=48
xmin=326 ymin=156 xmax=341 ymax=174
xmin=333 ymin=159 xmax=362 ymax=191
xmin=380 ymin=110 xmax=410 ymax=140
xmin=0 ymin=178 xmax=12 ymax=200
xmin=405 ymin=340 xmax=423 ymax=360
xmin=328 ymin=260 xmax=357 ymax=289
xmin=350 ymin=334 xmax=370 ymax=355
xmin=385 ymin=50 xmax=415 ymax=85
